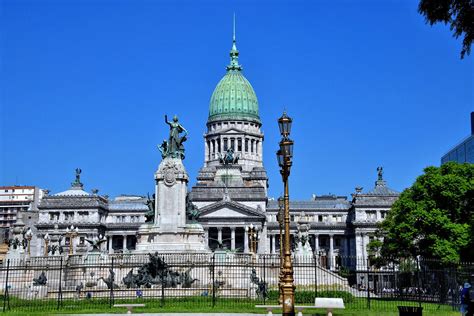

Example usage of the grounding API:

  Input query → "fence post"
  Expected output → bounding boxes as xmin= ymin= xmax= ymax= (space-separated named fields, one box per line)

xmin=313 ymin=253 xmax=318 ymax=299
xmin=211 ymin=253 xmax=216 ymax=308
xmin=417 ymin=256 xmax=421 ymax=309
xmin=3 ymin=259 xmax=10 ymax=312
xmin=263 ymin=255 xmax=266 ymax=305
xmin=367 ymin=258 xmax=370 ymax=310
xmin=160 ymin=260 xmax=165 ymax=308
xmin=110 ymin=257 xmax=114 ymax=309
xmin=57 ymin=257 xmax=63 ymax=310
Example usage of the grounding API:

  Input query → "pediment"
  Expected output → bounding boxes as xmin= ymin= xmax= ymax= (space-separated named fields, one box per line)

xmin=199 ymin=200 xmax=264 ymax=219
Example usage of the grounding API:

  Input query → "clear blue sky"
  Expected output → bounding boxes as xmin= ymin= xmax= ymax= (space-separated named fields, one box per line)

xmin=1 ymin=0 xmax=472 ymax=199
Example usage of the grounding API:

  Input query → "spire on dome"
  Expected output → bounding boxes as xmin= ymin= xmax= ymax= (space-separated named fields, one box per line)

xmin=227 ymin=14 xmax=242 ymax=71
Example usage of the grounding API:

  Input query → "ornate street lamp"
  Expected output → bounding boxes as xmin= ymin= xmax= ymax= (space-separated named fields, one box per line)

xmin=245 ymin=224 xmax=259 ymax=254
xmin=276 ymin=111 xmax=295 ymax=316
xmin=43 ymin=233 xmax=50 ymax=257
xmin=277 ymin=196 xmax=285 ymax=304
xmin=65 ymin=225 xmax=79 ymax=256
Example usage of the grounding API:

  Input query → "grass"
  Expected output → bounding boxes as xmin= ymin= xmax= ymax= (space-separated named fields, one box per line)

xmin=0 ymin=296 xmax=460 ymax=315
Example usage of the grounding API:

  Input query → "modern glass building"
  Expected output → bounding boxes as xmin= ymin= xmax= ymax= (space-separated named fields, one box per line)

xmin=441 ymin=112 xmax=474 ymax=164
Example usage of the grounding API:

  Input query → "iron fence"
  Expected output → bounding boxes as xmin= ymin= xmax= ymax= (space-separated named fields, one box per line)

xmin=0 ymin=253 xmax=472 ymax=313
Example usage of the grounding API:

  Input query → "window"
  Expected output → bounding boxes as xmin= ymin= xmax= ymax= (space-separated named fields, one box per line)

xmin=217 ymin=139 xmax=221 ymax=152
xmin=224 ymin=138 xmax=228 ymax=151
xmin=245 ymin=139 xmax=249 ymax=152
xmin=237 ymin=138 xmax=242 ymax=152
xmin=380 ymin=211 xmax=386 ymax=219
xmin=318 ymin=215 xmax=323 ymax=222
xmin=231 ymin=138 xmax=235 ymax=150
xmin=251 ymin=140 xmax=254 ymax=153
xmin=4 ymin=190 xmax=8 ymax=193
xmin=367 ymin=211 xmax=377 ymax=221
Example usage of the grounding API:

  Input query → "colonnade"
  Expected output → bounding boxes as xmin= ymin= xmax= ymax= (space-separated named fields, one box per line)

xmin=106 ymin=234 xmax=137 ymax=254
xmin=206 ymin=135 xmax=262 ymax=161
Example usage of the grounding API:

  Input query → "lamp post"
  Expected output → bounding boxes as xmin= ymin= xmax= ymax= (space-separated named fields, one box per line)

xmin=276 ymin=111 xmax=295 ymax=316
xmin=65 ymin=225 xmax=79 ymax=255
xmin=277 ymin=196 xmax=285 ymax=304
xmin=44 ymin=233 xmax=50 ymax=257
xmin=245 ymin=224 xmax=259 ymax=254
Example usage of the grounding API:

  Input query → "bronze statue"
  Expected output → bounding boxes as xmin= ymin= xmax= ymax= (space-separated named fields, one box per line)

xmin=185 ymin=194 xmax=200 ymax=223
xmin=33 ymin=272 xmax=47 ymax=286
xmin=218 ymin=148 xmax=239 ymax=165
xmin=72 ymin=168 xmax=82 ymax=186
xmin=145 ymin=193 xmax=155 ymax=223
xmin=377 ymin=166 xmax=383 ymax=181
xmin=85 ymin=236 xmax=107 ymax=252
xmin=162 ymin=115 xmax=188 ymax=160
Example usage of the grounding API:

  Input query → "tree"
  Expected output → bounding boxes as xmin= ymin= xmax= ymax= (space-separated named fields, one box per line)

xmin=376 ymin=162 xmax=474 ymax=264
xmin=418 ymin=0 xmax=473 ymax=58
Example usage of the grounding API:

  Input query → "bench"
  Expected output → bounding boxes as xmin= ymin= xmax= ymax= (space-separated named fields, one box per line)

xmin=256 ymin=298 xmax=344 ymax=316
xmin=314 ymin=297 xmax=345 ymax=316
xmin=113 ymin=303 xmax=145 ymax=314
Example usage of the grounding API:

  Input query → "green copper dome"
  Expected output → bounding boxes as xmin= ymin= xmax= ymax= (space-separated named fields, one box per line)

xmin=208 ymin=37 xmax=260 ymax=124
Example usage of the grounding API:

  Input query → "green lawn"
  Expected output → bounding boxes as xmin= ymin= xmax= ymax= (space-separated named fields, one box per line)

xmin=0 ymin=297 xmax=460 ymax=316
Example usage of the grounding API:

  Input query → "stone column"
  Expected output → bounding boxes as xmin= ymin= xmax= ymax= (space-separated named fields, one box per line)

xmin=123 ymin=235 xmax=127 ymax=251
xmin=329 ymin=234 xmax=334 ymax=270
xmin=108 ymin=236 xmax=113 ymax=254
xmin=244 ymin=229 xmax=249 ymax=253
xmin=258 ymin=141 xmax=263 ymax=159
xmin=314 ymin=234 xmax=320 ymax=255
xmin=259 ymin=223 xmax=268 ymax=254
xmin=271 ymin=235 xmax=276 ymax=254
xmin=211 ymin=139 xmax=215 ymax=159
xmin=204 ymin=227 xmax=209 ymax=248
xmin=217 ymin=228 xmax=222 ymax=245
xmin=205 ymin=140 xmax=209 ymax=162
xmin=231 ymin=228 xmax=235 ymax=251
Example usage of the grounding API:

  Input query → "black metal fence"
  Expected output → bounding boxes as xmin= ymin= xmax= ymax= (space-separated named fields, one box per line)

xmin=1 ymin=253 xmax=472 ymax=313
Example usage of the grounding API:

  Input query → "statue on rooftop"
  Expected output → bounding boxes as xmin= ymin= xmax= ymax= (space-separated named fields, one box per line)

xmin=163 ymin=114 xmax=188 ymax=160
xmin=377 ymin=166 xmax=383 ymax=181
xmin=72 ymin=168 xmax=82 ymax=187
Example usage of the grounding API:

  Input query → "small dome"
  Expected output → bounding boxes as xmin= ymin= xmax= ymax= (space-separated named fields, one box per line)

xmin=208 ymin=70 xmax=260 ymax=123
xmin=208 ymin=37 xmax=260 ymax=124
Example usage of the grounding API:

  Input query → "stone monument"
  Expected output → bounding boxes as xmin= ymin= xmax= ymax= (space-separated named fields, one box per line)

xmin=136 ymin=115 xmax=208 ymax=252
xmin=295 ymin=212 xmax=312 ymax=256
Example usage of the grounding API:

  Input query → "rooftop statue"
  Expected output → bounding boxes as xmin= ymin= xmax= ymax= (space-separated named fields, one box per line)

xmin=160 ymin=115 xmax=188 ymax=160
xmin=72 ymin=168 xmax=83 ymax=187
xmin=377 ymin=166 xmax=384 ymax=181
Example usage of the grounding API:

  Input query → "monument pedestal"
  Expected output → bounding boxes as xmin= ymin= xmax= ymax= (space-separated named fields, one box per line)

xmin=136 ymin=158 xmax=208 ymax=253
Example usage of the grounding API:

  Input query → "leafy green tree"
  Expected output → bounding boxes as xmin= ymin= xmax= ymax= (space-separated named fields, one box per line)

xmin=376 ymin=162 xmax=474 ymax=264
xmin=418 ymin=0 xmax=473 ymax=58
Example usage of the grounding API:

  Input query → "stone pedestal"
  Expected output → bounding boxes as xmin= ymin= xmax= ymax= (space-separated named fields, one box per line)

xmin=136 ymin=158 xmax=208 ymax=253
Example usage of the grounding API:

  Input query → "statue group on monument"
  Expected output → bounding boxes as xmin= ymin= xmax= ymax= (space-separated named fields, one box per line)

xmin=158 ymin=115 xmax=188 ymax=160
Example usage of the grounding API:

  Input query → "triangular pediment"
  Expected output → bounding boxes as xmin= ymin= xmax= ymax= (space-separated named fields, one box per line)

xmin=221 ymin=127 xmax=242 ymax=134
xmin=199 ymin=200 xmax=264 ymax=219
